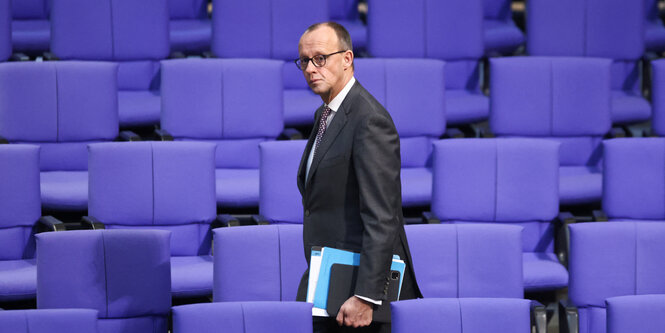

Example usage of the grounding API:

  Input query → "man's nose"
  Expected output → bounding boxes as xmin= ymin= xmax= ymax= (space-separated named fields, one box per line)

xmin=304 ymin=60 xmax=317 ymax=74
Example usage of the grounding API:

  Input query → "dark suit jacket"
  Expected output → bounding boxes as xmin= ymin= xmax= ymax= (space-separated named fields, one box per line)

xmin=295 ymin=80 xmax=422 ymax=304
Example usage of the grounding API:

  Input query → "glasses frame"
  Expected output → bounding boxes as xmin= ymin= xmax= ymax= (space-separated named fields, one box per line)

xmin=294 ymin=50 xmax=348 ymax=71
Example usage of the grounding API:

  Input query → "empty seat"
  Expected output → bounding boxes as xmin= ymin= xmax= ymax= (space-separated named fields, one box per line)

xmin=169 ymin=0 xmax=211 ymax=53
xmin=0 ymin=145 xmax=40 ymax=301
xmin=212 ymin=0 xmax=328 ymax=127
xmin=330 ymin=0 xmax=366 ymax=53
xmin=354 ymin=58 xmax=446 ymax=207
xmin=603 ymin=138 xmax=665 ymax=222
xmin=0 ymin=0 xmax=9 ymax=61
xmin=11 ymin=0 xmax=49 ymax=54
xmin=651 ymin=59 xmax=665 ymax=136
xmin=88 ymin=142 xmax=217 ymax=298
xmin=0 ymin=61 xmax=119 ymax=211
xmin=431 ymin=138 xmax=567 ymax=292
xmin=0 ymin=309 xmax=98 ymax=333
xmin=213 ymin=225 xmax=306 ymax=302
xmin=50 ymin=0 xmax=169 ymax=127
xmin=527 ymin=0 xmax=650 ymax=124
xmin=491 ymin=57 xmax=612 ymax=205
xmin=646 ymin=0 xmax=665 ymax=53
xmin=483 ymin=0 xmax=525 ymax=55
xmin=173 ymin=302 xmax=312 ymax=333
xmin=392 ymin=298 xmax=531 ymax=333
xmin=36 ymin=230 xmax=171 ymax=333
xmin=606 ymin=294 xmax=665 ymax=333
xmin=405 ymin=224 xmax=523 ymax=298
xmin=259 ymin=140 xmax=307 ymax=224
xmin=160 ymin=58 xmax=284 ymax=209
xmin=567 ymin=222 xmax=665 ymax=333
xmin=367 ymin=0 xmax=487 ymax=126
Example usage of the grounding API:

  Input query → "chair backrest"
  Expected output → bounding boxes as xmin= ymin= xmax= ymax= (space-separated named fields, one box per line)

xmin=329 ymin=0 xmax=358 ymax=21
xmin=603 ymin=138 xmax=665 ymax=221
xmin=88 ymin=142 xmax=217 ymax=256
xmin=11 ymin=0 xmax=49 ymax=20
xmin=391 ymin=298 xmax=531 ymax=333
xmin=490 ymin=57 xmax=611 ymax=167
xmin=173 ymin=302 xmax=312 ymax=333
xmin=354 ymin=58 xmax=446 ymax=168
xmin=606 ymin=294 xmax=665 ymax=333
xmin=483 ymin=0 xmax=512 ymax=21
xmin=0 ymin=145 xmax=40 ymax=261
xmin=259 ymin=140 xmax=307 ymax=224
xmin=161 ymin=59 xmax=284 ymax=169
xmin=405 ymin=224 xmax=523 ymax=298
xmin=432 ymin=139 xmax=559 ymax=253
xmin=0 ymin=309 xmax=99 ymax=333
xmin=0 ymin=0 xmax=10 ymax=62
xmin=651 ymin=59 xmax=665 ymax=136
xmin=213 ymin=225 xmax=306 ymax=302
xmin=36 ymin=230 xmax=171 ymax=333
xmin=0 ymin=61 xmax=119 ymax=172
xmin=211 ymin=0 xmax=328 ymax=59
xmin=169 ymin=0 xmax=207 ymax=20
xmin=568 ymin=222 xmax=665 ymax=308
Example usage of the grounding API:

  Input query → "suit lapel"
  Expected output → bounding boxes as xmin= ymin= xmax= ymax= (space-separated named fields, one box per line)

xmin=304 ymin=108 xmax=348 ymax=186
xmin=297 ymin=105 xmax=323 ymax=195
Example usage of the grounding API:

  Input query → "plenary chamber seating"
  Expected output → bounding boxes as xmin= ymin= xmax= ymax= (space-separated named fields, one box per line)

xmin=10 ymin=0 xmax=49 ymax=54
xmin=168 ymin=0 xmax=211 ymax=54
xmin=0 ymin=309 xmax=98 ymax=333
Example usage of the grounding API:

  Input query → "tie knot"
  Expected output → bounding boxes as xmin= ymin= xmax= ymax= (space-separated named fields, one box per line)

xmin=322 ymin=106 xmax=332 ymax=120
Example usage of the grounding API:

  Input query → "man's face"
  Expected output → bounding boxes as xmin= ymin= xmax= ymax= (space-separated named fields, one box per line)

xmin=298 ymin=27 xmax=351 ymax=99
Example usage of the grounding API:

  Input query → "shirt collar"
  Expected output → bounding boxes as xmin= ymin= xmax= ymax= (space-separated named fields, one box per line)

xmin=326 ymin=77 xmax=356 ymax=112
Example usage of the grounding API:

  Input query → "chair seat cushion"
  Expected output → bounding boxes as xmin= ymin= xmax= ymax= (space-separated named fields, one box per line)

xmin=118 ymin=91 xmax=161 ymax=127
xmin=401 ymin=168 xmax=432 ymax=207
xmin=559 ymin=166 xmax=602 ymax=205
xmin=40 ymin=171 xmax=88 ymax=211
xmin=170 ymin=19 xmax=212 ymax=53
xmin=12 ymin=20 xmax=50 ymax=52
xmin=445 ymin=90 xmax=489 ymax=125
xmin=523 ymin=252 xmax=568 ymax=292
xmin=0 ymin=259 xmax=36 ymax=301
xmin=611 ymin=90 xmax=651 ymax=124
xmin=484 ymin=19 xmax=525 ymax=54
xmin=283 ymin=89 xmax=321 ymax=127
xmin=646 ymin=22 xmax=665 ymax=52
xmin=171 ymin=255 xmax=213 ymax=298
xmin=215 ymin=169 xmax=259 ymax=208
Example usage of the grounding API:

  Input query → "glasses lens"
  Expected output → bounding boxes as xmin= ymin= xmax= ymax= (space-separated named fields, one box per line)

xmin=313 ymin=55 xmax=326 ymax=67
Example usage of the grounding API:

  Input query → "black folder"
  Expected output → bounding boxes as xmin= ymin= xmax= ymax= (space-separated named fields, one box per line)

xmin=325 ymin=263 xmax=401 ymax=323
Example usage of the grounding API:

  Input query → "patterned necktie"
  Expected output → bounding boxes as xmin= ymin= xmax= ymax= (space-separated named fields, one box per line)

xmin=313 ymin=106 xmax=332 ymax=159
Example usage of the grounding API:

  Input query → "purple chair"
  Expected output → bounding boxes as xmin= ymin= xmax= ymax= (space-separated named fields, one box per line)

xmin=567 ymin=222 xmax=665 ymax=333
xmin=392 ymin=298 xmax=531 ymax=333
xmin=213 ymin=225 xmax=307 ymax=302
xmin=10 ymin=0 xmax=49 ymax=54
xmin=330 ymin=0 xmax=366 ymax=53
xmin=172 ymin=302 xmax=313 ymax=333
xmin=160 ymin=59 xmax=284 ymax=209
xmin=36 ymin=230 xmax=171 ymax=333
xmin=50 ymin=0 xmax=169 ymax=127
xmin=603 ymin=138 xmax=665 ymax=222
xmin=431 ymin=139 xmax=567 ymax=292
xmin=354 ymin=58 xmax=446 ymax=207
xmin=0 ymin=145 xmax=40 ymax=301
xmin=491 ymin=57 xmax=612 ymax=206
xmin=367 ymin=0 xmax=487 ymax=126
xmin=169 ymin=0 xmax=211 ymax=53
xmin=0 ymin=61 xmax=119 ymax=211
xmin=405 ymin=224 xmax=523 ymax=298
xmin=646 ymin=0 xmax=665 ymax=53
xmin=258 ymin=140 xmax=307 ymax=224
xmin=527 ymin=0 xmax=650 ymax=125
xmin=483 ymin=0 xmax=525 ymax=55
xmin=88 ymin=142 xmax=217 ymax=298
xmin=0 ymin=0 xmax=10 ymax=61
xmin=212 ymin=0 xmax=328 ymax=127
xmin=651 ymin=59 xmax=665 ymax=136
xmin=606 ymin=295 xmax=665 ymax=333
xmin=0 ymin=309 xmax=98 ymax=333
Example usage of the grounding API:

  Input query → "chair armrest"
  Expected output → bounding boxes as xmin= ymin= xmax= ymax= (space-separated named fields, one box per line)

xmin=170 ymin=51 xmax=186 ymax=59
xmin=213 ymin=214 xmax=240 ymax=227
xmin=592 ymin=210 xmax=608 ymax=222
xmin=278 ymin=128 xmax=304 ymax=140
xmin=558 ymin=299 xmax=579 ymax=333
xmin=43 ymin=52 xmax=59 ymax=61
xmin=421 ymin=211 xmax=440 ymax=224
xmin=10 ymin=53 xmax=30 ymax=61
xmin=38 ymin=216 xmax=67 ymax=232
xmin=0 ymin=136 xmax=7 ymax=144
xmin=530 ymin=300 xmax=547 ymax=333
xmin=117 ymin=130 xmax=141 ymax=142
xmin=555 ymin=211 xmax=577 ymax=267
xmin=154 ymin=128 xmax=174 ymax=141
xmin=202 ymin=51 xmax=215 ymax=58
xmin=443 ymin=127 xmax=466 ymax=139
xmin=606 ymin=127 xmax=627 ymax=139
xmin=251 ymin=214 xmax=271 ymax=225
xmin=81 ymin=216 xmax=105 ymax=230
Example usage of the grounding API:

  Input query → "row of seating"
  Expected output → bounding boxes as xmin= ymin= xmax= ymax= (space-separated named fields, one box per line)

xmin=0 ymin=0 xmax=661 ymax=128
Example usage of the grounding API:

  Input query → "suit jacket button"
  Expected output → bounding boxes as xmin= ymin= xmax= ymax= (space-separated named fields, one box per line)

xmin=305 ymin=210 xmax=310 ymax=217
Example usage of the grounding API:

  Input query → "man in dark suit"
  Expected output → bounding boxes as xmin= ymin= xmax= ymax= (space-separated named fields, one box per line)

xmin=294 ymin=22 xmax=422 ymax=332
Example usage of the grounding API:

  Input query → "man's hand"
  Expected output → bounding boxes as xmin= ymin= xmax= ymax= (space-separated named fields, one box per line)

xmin=336 ymin=295 xmax=373 ymax=327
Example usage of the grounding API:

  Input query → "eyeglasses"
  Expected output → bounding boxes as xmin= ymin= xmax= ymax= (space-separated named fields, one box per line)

xmin=294 ymin=50 xmax=347 ymax=71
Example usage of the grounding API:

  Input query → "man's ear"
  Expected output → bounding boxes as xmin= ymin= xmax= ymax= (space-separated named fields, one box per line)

xmin=344 ymin=50 xmax=354 ymax=69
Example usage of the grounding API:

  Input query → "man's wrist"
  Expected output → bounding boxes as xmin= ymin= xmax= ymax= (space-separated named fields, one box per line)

xmin=354 ymin=294 xmax=382 ymax=306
